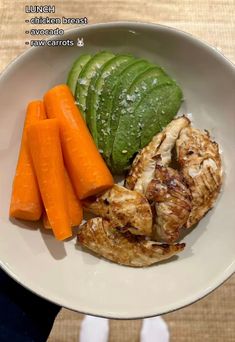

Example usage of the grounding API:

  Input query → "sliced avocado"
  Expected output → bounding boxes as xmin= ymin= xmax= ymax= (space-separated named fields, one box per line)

xmin=95 ymin=57 xmax=137 ymax=155
xmin=67 ymin=54 xmax=92 ymax=95
xmin=75 ymin=51 xmax=114 ymax=119
xmin=140 ymin=82 xmax=182 ymax=148
xmin=86 ymin=55 xmax=133 ymax=145
xmin=67 ymin=52 xmax=183 ymax=175
xmin=110 ymin=82 xmax=182 ymax=174
xmin=105 ymin=59 xmax=150 ymax=164
xmin=111 ymin=66 xmax=172 ymax=173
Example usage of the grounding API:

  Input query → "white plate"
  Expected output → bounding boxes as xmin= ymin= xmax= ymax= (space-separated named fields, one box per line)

xmin=0 ymin=22 xmax=235 ymax=319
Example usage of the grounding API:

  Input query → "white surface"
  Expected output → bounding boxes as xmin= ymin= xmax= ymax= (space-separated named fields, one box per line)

xmin=0 ymin=22 xmax=235 ymax=319
xmin=79 ymin=315 xmax=169 ymax=342
xmin=80 ymin=316 xmax=109 ymax=342
xmin=141 ymin=317 xmax=169 ymax=342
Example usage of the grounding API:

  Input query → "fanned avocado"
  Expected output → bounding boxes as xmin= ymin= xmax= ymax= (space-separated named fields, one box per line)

xmin=106 ymin=60 xmax=150 ymax=164
xmin=110 ymin=66 xmax=173 ymax=173
xmin=95 ymin=57 xmax=136 ymax=155
xmin=67 ymin=54 xmax=91 ymax=95
xmin=67 ymin=52 xmax=183 ymax=174
xmin=111 ymin=82 xmax=182 ymax=173
xmin=75 ymin=51 xmax=114 ymax=119
xmin=86 ymin=55 xmax=133 ymax=144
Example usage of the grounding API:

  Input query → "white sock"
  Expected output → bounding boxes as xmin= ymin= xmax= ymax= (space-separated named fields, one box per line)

xmin=140 ymin=316 xmax=170 ymax=342
xmin=79 ymin=315 xmax=109 ymax=342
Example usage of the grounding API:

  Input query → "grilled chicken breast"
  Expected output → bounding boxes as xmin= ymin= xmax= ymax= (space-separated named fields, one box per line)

xmin=82 ymin=184 xmax=153 ymax=237
xmin=125 ymin=117 xmax=191 ymax=242
xmin=146 ymin=165 xmax=191 ymax=242
xmin=125 ymin=116 xmax=190 ymax=193
xmin=77 ymin=217 xmax=185 ymax=267
xmin=176 ymin=127 xmax=222 ymax=228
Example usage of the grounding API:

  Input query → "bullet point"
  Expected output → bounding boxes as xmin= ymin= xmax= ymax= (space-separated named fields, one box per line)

xmin=25 ymin=41 xmax=29 ymax=45
xmin=25 ymin=19 xmax=29 ymax=23
xmin=25 ymin=31 xmax=29 ymax=34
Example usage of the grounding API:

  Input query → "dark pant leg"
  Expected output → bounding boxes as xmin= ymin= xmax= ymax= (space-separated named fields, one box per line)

xmin=0 ymin=269 xmax=61 ymax=342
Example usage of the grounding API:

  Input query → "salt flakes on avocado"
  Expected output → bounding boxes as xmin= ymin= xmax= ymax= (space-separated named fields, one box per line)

xmin=68 ymin=52 xmax=183 ymax=174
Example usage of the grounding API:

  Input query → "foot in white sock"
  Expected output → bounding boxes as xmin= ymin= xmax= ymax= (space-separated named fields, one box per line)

xmin=79 ymin=315 xmax=109 ymax=342
xmin=140 ymin=316 xmax=169 ymax=342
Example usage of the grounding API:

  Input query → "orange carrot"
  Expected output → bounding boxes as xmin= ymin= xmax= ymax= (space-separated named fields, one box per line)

xmin=9 ymin=100 xmax=46 ymax=221
xmin=42 ymin=211 xmax=51 ymax=229
xmin=43 ymin=169 xmax=83 ymax=229
xmin=27 ymin=119 xmax=72 ymax=240
xmin=43 ymin=84 xmax=114 ymax=199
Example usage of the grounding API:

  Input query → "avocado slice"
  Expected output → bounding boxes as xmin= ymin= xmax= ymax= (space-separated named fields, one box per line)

xmin=105 ymin=59 xmax=151 ymax=164
xmin=95 ymin=57 xmax=137 ymax=155
xmin=86 ymin=55 xmax=133 ymax=144
xmin=111 ymin=66 xmax=173 ymax=173
xmin=75 ymin=51 xmax=114 ymax=119
xmin=110 ymin=82 xmax=182 ymax=174
xmin=140 ymin=82 xmax=182 ymax=148
xmin=67 ymin=54 xmax=91 ymax=95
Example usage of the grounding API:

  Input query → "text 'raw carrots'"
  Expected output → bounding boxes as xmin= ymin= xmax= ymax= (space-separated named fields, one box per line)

xmin=44 ymin=84 xmax=114 ymax=199
xmin=9 ymin=100 xmax=46 ymax=221
xmin=43 ymin=169 xmax=83 ymax=229
xmin=27 ymin=119 xmax=72 ymax=241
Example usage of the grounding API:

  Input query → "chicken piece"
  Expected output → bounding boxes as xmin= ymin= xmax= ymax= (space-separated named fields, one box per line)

xmin=176 ymin=127 xmax=222 ymax=228
xmin=146 ymin=165 xmax=191 ymax=242
xmin=82 ymin=184 xmax=152 ymax=237
xmin=125 ymin=116 xmax=190 ymax=193
xmin=125 ymin=117 xmax=191 ymax=242
xmin=77 ymin=217 xmax=185 ymax=267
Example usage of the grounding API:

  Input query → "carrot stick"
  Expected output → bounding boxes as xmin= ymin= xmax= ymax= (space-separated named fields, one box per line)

xmin=42 ymin=211 xmax=51 ymax=229
xmin=9 ymin=100 xmax=46 ymax=221
xmin=43 ymin=169 xmax=83 ymax=229
xmin=27 ymin=119 xmax=72 ymax=240
xmin=43 ymin=84 xmax=114 ymax=199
